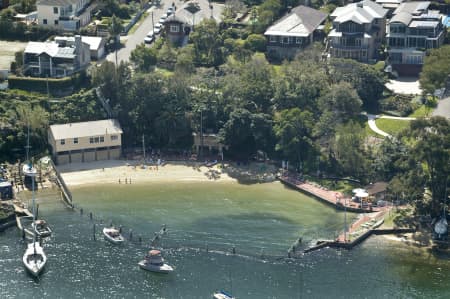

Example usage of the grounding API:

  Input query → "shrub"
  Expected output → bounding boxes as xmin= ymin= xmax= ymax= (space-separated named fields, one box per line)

xmin=245 ymin=34 xmax=267 ymax=52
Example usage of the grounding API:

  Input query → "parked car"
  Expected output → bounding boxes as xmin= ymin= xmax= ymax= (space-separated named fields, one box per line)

xmin=167 ymin=7 xmax=174 ymax=15
xmin=154 ymin=23 xmax=163 ymax=34
xmin=159 ymin=14 xmax=167 ymax=24
xmin=144 ymin=36 xmax=154 ymax=44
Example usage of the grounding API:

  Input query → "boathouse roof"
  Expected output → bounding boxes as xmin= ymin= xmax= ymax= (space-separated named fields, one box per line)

xmin=49 ymin=119 xmax=123 ymax=140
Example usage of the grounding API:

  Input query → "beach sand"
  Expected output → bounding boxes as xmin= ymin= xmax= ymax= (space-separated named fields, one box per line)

xmin=58 ymin=160 xmax=237 ymax=186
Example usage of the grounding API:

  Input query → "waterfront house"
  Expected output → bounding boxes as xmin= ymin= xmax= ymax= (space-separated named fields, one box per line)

xmin=23 ymin=35 xmax=90 ymax=78
xmin=264 ymin=5 xmax=327 ymax=60
xmin=54 ymin=35 xmax=106 ymax=59
xmin=328 ymin=0 xmax=387 ymax=62
xmin=48 ymin=119 xmax=123 ymax=165
xmin=364 ymin=182 xmax=388 ymax=201
xmin=36 ymin=0 xmax=94 ymax=31
xmin=192 ymin=133 xmax=227 ymax=156
xmin=386 ymin=1 xmax=445 ymax=75
xmin=375 ymin=0 xmax=403 ymax=18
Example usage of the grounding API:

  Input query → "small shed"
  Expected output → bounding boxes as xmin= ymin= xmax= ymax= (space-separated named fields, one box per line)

xmin=0 ymin=181 xmax=13 ymax=200
xmin=364 ymin=182 xmax=388 ymax=201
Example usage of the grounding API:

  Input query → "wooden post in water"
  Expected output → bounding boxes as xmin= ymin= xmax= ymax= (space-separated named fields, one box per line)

xmin=129 ymin=229 xmax=133 ymax=241
xmin=93 ymin=223 xmax=96 ymax=240
xmin=89 ymin=212 xmax=93 ymax=220
xmin=36 ymin=204 xmax=39 ymax=219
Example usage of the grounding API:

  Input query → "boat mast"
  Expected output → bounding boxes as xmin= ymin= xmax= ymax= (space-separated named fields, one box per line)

xmin=142 ymin=134 xmax=146 ymax=164
xmin=31 ymin=158 xmax=36 ymax=253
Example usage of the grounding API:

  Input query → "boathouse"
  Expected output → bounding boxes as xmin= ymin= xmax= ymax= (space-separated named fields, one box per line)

xmin=48 ymin=119 xmax=123 ymax=165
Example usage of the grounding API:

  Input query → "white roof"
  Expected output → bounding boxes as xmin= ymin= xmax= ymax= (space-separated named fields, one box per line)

xmin=50 ymin=119 xmax=123 ymax=140
xmin=331 ymin=0 xmax=387 ymax=24
xmin=55 ymin=36 xmax=104 ymax=51
xmin=25 ymin=41 xmax=60 ymax=57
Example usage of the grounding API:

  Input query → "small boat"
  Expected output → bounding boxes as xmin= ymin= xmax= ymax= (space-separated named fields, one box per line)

xmin=32 ymin=220 xmax=52 ymax=238
xmin=23 ymin=241 xmax=47 ymax=277
xmin=103 ymin=227 xmax=125 ymax=244
xmin=22 ymin=163 xmax=37 ymax=177
xmin=213 ymin=290 xmax=235 ymax=299
xmin=138 ymin=250 xmax=173 ymax=273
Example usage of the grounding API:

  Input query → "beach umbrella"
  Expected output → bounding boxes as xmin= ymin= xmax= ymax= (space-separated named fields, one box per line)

xmin=355 ymin=191 xmax=369 ymax=198
xmin=352 ymin=188 xmax=365 ymax=194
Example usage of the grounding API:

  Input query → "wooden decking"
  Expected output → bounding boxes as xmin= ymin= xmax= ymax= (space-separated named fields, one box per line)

xmin=278 ymin=175 xmax=381 ymax=213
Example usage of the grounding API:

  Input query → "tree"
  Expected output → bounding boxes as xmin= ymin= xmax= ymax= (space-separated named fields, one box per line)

xmin=274 ymin=108 xmax=316 ymax=171
xmin=332 ymin=120 xmax=369 ymax=179
xmin=109 ymin=14 xmax=123 ymax=65
xmin=245 ymin=34 xmax=267 ymax=52
xmin=130 ymin=44 xmax=157 ymax=72
xmin=189 ymin=19 xmax=224 ymax=66
xmin=420 ymin=46 xmax=450 ymax=95
xmin=175 ymin=45 xmax=196 ymax=74
xmin=399 ymin=117 xmax=450 ymax=216
xmin=329 ymin=59 xmax=385 ymax=109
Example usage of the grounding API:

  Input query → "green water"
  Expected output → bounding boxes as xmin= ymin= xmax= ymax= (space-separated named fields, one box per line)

xmin=1 ymin=181 xmax=450 ymax=298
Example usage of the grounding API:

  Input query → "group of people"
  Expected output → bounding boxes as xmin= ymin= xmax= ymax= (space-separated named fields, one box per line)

xmin=118 ymin=178 xmax=132 ymax=184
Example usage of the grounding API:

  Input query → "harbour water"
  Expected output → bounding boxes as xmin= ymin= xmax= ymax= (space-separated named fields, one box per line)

xmin=1 ymin=181 xmax=450 ymax=298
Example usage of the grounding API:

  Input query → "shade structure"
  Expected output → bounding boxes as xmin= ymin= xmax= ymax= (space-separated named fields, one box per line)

xmin=355 ymin=191 xmax=369 ymax=198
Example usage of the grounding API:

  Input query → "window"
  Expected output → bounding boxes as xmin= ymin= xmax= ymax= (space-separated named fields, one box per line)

xmin=60 ymin=139 xmax=65 ymax=145
xmin=111 ymin=135 xmax=118 ymax=141
xmin=94 ymin=137 xmax=99 ymax=143
xmin=73 ymin=138 xmax=78 ymax=144
xmin=53 ymin=7 xmax=58 ymax=14
xmin=296 ymin=37 xmax=302 ymax=44
xmin=100 ymin=136 xmax=104 ymax=143
xmin=43 ymin=19 xmax=47 ymax=25
xmin=54 ymin=20 xmax=59 ymax=25
xmin=288 ymin=37 xmax=293 ymax=44
xmin=90 ymin=137 xmax=94 ymax=144
xmin=170 ymin=25 xmax=179 ymax=33
xmin=269 ymin=36 xmax=277 ymax=43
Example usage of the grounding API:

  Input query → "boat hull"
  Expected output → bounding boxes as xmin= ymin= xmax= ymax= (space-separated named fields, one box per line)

xmin=138 ymin=260 xmax=173 ymax=273
xmin=23 ymin=242 xmax=47 ymax=277
xmin=102 ymin=228 xmax=125 ymax=244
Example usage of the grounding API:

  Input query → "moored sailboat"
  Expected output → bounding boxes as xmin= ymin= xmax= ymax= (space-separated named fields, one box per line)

xmin=22 ymin=165 xmax=47 ymax=277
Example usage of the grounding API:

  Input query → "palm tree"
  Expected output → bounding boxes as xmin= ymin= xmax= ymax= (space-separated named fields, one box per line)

xmin=109 ymin=14 xmax=123 ymax=65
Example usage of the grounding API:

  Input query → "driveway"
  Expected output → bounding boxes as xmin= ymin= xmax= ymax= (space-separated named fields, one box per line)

xmin=106 ymin=2 xmax=172 ymax=64
xmin=366 ymin=114 xmax=416 ymax=138
xmin=385 ymin=77 xmax=422 ymax=95
xmin=432 ymin=97 xmax=450 ymax=119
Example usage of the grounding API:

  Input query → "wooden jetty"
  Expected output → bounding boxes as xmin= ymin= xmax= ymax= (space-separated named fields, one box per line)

xmin=278 ymin=175 xmax=381 ymax=213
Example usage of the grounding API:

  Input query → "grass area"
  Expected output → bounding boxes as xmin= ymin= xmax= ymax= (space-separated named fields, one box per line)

xmin=382 ymin=206 xmax=414 ymax=228
xmin=375 ymin=118 xmax=411 ymax=135
xmin=155 ymin=67 xmax=174 ymax=77
xmin=303 ymin=175 xmax=359 ymax=195
xmin=409 ymin=105 xmax=433 ymax=118
xmin=128 ymin=12 xmax=149 ymax=35
xmin=373 ymin=60 xmax=385 ymax=72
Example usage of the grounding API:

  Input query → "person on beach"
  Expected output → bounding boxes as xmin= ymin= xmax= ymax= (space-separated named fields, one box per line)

xmin=119 ymin=179 xmax=121 ymax=184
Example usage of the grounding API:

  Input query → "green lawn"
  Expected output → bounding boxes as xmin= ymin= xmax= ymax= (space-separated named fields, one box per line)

xmin=409 ymin=105 xmax=433 ymax=118
xmin=375 ymin=118 xmax=411 ymax=135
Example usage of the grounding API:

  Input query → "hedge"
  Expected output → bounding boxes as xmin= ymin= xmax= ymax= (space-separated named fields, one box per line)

xmin=8 ymin=75 xmax=75 ymax=95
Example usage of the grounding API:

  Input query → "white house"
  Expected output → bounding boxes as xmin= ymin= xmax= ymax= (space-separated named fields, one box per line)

xmin=55 ymin=35 xmax=106 ymax=59
xmin=37 ymin=0 xmax=94 ymax=31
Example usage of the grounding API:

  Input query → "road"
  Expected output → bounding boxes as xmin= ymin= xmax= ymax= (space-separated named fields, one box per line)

xmin=106 ymin=2 xmax=172 ymax=64
xmin=432 ymin=97 xmax=450 ymax=119
xmin=106 ymin=0 xmax=224 ymax=64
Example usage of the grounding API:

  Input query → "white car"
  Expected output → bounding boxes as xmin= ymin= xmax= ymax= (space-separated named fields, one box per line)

xmin=159 ymin=14 xmax=167 ymax=24
xmin=144 ymin=36 xmax=154 ymax=44
xmin=154 ymin=23 xmax=163 ymax=34
xmin=167 ymin=7 xmax=174 ymax=15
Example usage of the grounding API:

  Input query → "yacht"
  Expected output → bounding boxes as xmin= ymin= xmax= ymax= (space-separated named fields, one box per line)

xmin=23 ymin=242 xmax=47 ymax=277
xmin=138 ymin=250 xmax=173 ymax=273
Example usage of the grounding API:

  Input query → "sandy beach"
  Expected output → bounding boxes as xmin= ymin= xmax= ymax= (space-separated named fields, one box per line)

xmin=58 ymin=160 xmax=238 ymax=186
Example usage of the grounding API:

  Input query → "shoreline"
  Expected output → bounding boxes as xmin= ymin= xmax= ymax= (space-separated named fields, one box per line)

xmin=58 ymin=160 xmax=278 ymax=187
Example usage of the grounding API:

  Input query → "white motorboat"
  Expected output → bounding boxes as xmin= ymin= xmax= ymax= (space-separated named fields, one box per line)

xmin=213 ymin=290 xmax=235 ymax=299
xmin=32 ymin=220 xmax=52 ymax=238
xmin=23 ymin=241 xmax=47 ymax=277
xmin=138 ymin=250 xmax=173 ymax=273
xmin=103 ymin=227 xmax=125 ymax=244
xmin=22 ymin=163 xmax=37 ymax=177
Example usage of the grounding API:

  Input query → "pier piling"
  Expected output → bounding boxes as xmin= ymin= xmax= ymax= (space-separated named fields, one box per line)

xmin=129 ymin=229 xmax=133 ymax=241
xmin=80 ymin=208 xmax=83 ymax=216
xmin=89 ymin=212 xmax=93 ymax=220
xmin=93 ymin=224 xmax=96 ymax=241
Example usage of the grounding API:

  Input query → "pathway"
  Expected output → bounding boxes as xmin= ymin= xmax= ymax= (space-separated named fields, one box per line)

xmin=365 ymin=113 xmax=416 ymax=138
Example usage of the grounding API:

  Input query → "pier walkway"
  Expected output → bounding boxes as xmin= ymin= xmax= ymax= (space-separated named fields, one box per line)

xmin=278 ymin=175 xmax=382 ymax=213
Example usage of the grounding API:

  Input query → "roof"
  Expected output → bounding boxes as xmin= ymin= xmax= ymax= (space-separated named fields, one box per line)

xmin=37 ymin=0 xmax=74 ymax=6
xmin=409 ymin=20 xmax=439 ymax=28
xmin=55 ymin=36 xmax=104 ymax=51
xmin=49 ymin=119 xmax=123 ymax=140
xmin=25 ymin=41 xmax=76 ymax=59
xmin=364 ymin=182 xmax=388 ymax=195
xmin=264 ymin=5 xmax=327 ymax=37
xmin=331 ymin=0 xmax=387 ymax=24
xmin=390 ymin=11 xmax=412 ymax=25
xmin=393 ymin=1 xmax=430 ymax=16
xmin=165 ymin=14 xmax=189 ymax=24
